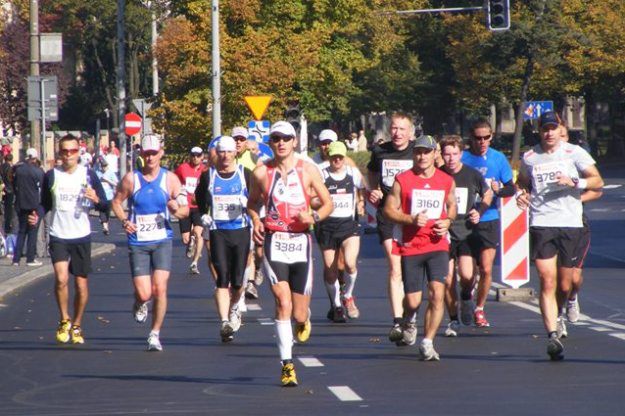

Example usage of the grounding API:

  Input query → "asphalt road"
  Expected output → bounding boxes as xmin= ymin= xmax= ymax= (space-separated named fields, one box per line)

xmin=0 ymin=165 xmax=624 ymax=415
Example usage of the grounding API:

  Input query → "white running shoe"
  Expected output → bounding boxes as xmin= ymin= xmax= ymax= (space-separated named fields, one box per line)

xmin=556 ymin=316 xmax=568 ymax=339
xmin=189 ymin=262 xmax=200 ymax=275
xmin=401 ymin=321 xmax=417 ymax=346
xmin=133 ymin=301 xmax=149 ymax=323
xmin=566 ymin=297 xmax=580 ymax=323
xmin=444 ymin=320 xmax=460 ymax=337
xmin=147 ymin=332 xmax=162 ymax=351
xmin=237 ymin=295 xmax=247 ymax=313
xmin=419 ymin=341 xmax=440 ymax=361
xmin=229 ymin=306 xmax=242 ymax=332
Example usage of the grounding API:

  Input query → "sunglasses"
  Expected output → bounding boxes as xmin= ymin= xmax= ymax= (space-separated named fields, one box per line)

xmin=60 ymin=148 xmax=80 ymax=155
xmin=142 ymin=150 xmax=159 ymax=157
xmin=270 ymin=136 xmax=294 ymax=144
xmin=234 ymin=136 xmax=247 ymax=142
xmin=320 ymin=140 xmax=333 ymax=146
xmin=191 ymin=153 xmax=203 ymax=157
xmin=473 ymin=135 xmax=492 ymax=142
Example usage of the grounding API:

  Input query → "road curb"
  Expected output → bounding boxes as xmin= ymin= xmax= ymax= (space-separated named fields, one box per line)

xmin=0 ymin=243 xmax=117 ymax=300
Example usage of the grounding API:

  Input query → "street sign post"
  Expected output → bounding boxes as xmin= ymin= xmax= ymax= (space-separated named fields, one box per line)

xmin=244 ymin=96 xmax=272 ymax=121
xmin=523 ymin=101 xmax=554 ymax=121
xmin=27 ymin=76 xmax=58 ymax=122
xmin=124 ymin=113 xmax=142 ymax=136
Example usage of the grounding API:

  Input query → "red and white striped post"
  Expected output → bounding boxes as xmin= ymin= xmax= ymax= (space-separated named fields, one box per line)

xmin=499 ymin=196 xmax=530 ymax=289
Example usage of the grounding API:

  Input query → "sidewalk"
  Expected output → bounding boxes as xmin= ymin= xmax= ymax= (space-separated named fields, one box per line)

xmin=0 ymin=242 xmax=116 ymax=299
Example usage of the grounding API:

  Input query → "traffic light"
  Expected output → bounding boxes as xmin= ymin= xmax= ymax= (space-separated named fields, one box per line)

xmin=487 ymin=0 xmax=510 ymax=31
xmin=284 ymin=100 xmax=301 ymax=135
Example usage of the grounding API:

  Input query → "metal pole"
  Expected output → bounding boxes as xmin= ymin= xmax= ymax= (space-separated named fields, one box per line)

xmin=151 ymin=10 xmax=159 ymax=96
xmin=211 ymin=0 xmax=221 ymax=138
xmin=387 ymin=6 xmax=484 ymax=15
xmin=40 ymin=78 xmax=46 ymax=165
xmin=117 ymin=0 xmax=127 ymax=178
xmin=29 ymin=0 xmax=40 ymax=152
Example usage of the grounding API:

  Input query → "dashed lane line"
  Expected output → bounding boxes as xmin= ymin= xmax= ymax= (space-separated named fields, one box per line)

xmin=246 ymin=303 xmax=262 ymax=311
xmin=257 ymin=318 xmax=274 ymax=325
xmin=328 ymin=386 xmax=363 ymax=402
xmin=298 ymin=356 xmax=324 ymax=367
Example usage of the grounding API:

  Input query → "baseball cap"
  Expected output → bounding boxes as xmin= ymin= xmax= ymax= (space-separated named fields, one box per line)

xmin=232 ymin=126 xmax=248 ymax=139
xmin=413 ymin=135 xmax=437 ymax=150
xmin=142 ymin=135 xmax=162 ymax=151
xmin=539 ymin=111 xmax=560 ymax=128
xmin=216 ymin=136 xmax=236 ymax=152
xmin=328 ymin=141 xmax=347 ymax=158
xmin=190 ymin=146 xmax=203 ymax=155
xmin=269 ymin=121 xmax=296 ymax=138
xmin=318 ymin=129 xmax=338 ymax=143
xmin=26 ymin=148 xmax=38 ymax=159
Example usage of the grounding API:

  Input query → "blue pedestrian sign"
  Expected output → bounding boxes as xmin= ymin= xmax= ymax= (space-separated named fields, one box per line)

xmin=524 ymin=101 xmax=554 ymax=120
xmin=247 ymin=120 xmax=271 ymax=143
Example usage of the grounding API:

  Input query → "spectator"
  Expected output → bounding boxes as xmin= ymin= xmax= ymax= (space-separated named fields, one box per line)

xmin=345 ymin=132 xmax=359 ymax=152
xmin=96 ymin=160 xmax=118 ymax=235
xmin=1 ymin=153 xmax=14 ymax=234
xmin=357 ymin=130 xmax=368 ymax=152
xmin=104 ymin=145 xmax=119 ymax=176
xmin=12 ymin=148 xmax=44 ymax=266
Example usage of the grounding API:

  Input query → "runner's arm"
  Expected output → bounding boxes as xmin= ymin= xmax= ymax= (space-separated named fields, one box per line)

xmin=382 ymin=181 xmax=414 ymax=226
xmin=304 ymin=162 xmax=333 ymax=223
xmin=247 ymin=166 xmax=266 ymax=245
xmin=581 ymin=188 xmax=602 ymax=203
xmin=111 ymin=172 xmax=137 ymax=233
xmin=167 ymin=172 xmax=189 ymax=219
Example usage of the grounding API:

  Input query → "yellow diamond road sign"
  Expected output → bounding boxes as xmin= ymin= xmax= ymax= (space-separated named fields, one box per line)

xmin=244 ymin=95 xmax=272 ymax=121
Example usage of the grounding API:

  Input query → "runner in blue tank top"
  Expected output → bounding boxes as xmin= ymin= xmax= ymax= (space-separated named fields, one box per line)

xmin=112 ymin=135 xmax=189 ymax=352
xmin=461 ymin=119 xmax=516 ymax=328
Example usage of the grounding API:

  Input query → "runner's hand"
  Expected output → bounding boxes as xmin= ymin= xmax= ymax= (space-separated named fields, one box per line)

xmin=368 ymin=189 xmax=383 ymax=206
xmin=252 ymin=218 xmax=265 ymax=245
xmin=433 ymin=218 xmax=451 ymax=236
xmin=467 ymin=208 xmax=480 ymax=224
xmin=167 ymin=199 xmax=180 ymax=214
xmin=298 ymin=211 xmax=315 ymax=226
xmin=84 ymin=187 xmax=99 ymax=204
xmin=516 ymin=190 xmax=530 ymax=210
xmin=28 ymin=210 xmax=38 ymax=226
xmin=122 ymin=220 xmax=137 ymax=234
xmin=412 ymin=209 xmax=428 ymax=227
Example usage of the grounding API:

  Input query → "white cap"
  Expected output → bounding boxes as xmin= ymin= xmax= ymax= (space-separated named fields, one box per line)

xmin=26 ymin=148 xmax=38 ymax=159
xmin=270 ymin=121 xmax=296 ymax=138
xmin=216 ymin=136 xmax=236 ymax=152
xmin=232 ymin=126 xmax=248 ymax=139
xmin=141 ymin=134 xmax=162 ymax=151
xmin=190 ymin=146 xmax=203 ymax=155
xmin=318 ymin=129 xmax=338 ymax=142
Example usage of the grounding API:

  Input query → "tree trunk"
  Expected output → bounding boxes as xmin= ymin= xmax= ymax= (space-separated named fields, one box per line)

xmin=512 ymin=54 xmax=534 ymax=166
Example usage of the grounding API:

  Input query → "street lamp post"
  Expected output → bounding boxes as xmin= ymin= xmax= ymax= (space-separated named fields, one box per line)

xmin=211 ymin=0 xmax=221 ymax=138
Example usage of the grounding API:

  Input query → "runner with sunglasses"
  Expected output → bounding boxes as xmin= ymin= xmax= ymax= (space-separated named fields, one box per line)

xmin=461 ymin=119 xmax=515 ymax=328
xmin=247 ymin=121 xmax=333 ymax=387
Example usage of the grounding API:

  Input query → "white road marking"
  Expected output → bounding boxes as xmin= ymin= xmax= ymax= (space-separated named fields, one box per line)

xmin=589 ymin=208 xmax=610 ymax=212
xmin=609 ymin=333 xmax=625 ymax=340
xmin=589 ymin=326 xmax=612 ymax=332
xmin=298 ymin=356 xmax=324 ymax=367
xmin=246 ymin=304 xmax=261 ymax=311
xmin=257 ymin=318 xmax=274 ymax=325
xmin=588 ymin=251 xmax=625 ymax=264
xmin=328 ymin=386 xmax=363 ymax=402
xmin=602 ymin=184 xmax=622 ymax=189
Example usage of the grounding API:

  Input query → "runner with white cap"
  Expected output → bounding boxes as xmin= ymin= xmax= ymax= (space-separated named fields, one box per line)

xmin=111 ymin=134 xmax=189 ymax=352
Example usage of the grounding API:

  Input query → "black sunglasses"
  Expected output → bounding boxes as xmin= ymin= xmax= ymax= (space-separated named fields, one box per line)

xmin=270 ymin=136 xmax=294 ymax=143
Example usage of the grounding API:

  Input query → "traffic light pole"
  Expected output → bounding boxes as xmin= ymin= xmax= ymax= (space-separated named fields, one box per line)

xmin=388 ymin=6 xmax=484 ymax=15
xmin=211 ymin=0 xmax=221 ymax=138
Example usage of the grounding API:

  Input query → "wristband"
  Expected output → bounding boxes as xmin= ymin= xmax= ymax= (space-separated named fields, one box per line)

xmin=312 ymin=211 xmax=321 ymax=223
xmin=575 ymin=178 xmax=587 ymax=190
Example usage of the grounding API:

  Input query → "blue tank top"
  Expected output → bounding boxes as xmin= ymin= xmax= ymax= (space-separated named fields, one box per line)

xmin=208 ymin=165 xmax=249 ymax=230
xmin=128 ymin=168 xmax=173 ymax=245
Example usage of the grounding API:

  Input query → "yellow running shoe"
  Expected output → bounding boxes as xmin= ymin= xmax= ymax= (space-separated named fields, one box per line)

xmin=71 ymin=325 xmax=85 ymax=344
xmin=281 ymin=362 xmax=298 ymax=387
xmin=295 ymin=319 xmax=311 ymax=343
xmin=56 ymin=319 xmax=72 ymax=343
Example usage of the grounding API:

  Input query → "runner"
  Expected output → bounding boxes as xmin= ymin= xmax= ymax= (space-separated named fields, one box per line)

xmin=366 ymin=112 xmax=416 ymax=343
xmin=383 ymin=134 xmax=456 ymax=360
xmin=33 ymin=134 xmax=108 ymax=345
xmin=461 ymin=119 xmax=516 ymax=327
xmin=247 ymin=121 xmax=333 ymax=387
xmin=317 ymin=141 xmax=366 ymax=322
xmin=174 ymin=146 xmax=205 ymax=274
xmin=195 ymin=136 xmax=252 ymax=342
xmin=439 ymin=135 xmax=493 ymax=336
xmin=111 ymin=135 xmax=189 ymax=351
xmin=516 ymin=111 xmax=603 ymax=360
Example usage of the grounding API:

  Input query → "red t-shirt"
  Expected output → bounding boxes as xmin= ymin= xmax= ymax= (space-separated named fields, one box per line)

xmin=392 ymin=168 xmax=453 ymax=256
xmin=175 ymin=162 xmax=205 ymax=209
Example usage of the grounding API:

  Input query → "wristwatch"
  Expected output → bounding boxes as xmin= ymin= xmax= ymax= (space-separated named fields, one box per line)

xmin=571 ymin=177 xmax=579 ymax=188
xmin=312 ymin=211 xmax=321 ymax=223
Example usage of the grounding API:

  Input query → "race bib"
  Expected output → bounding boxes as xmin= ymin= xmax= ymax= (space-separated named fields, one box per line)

xmin=533 ymin=161 xmax=567 ymax=193
xmin=213 ymin=195 xmax=243 ymax=221
xmin=381 ymin=159 xmax=413 ymax=187
xmin=270 ymin=232 xmax=308 ymax=264
xmin=185 ymin=177 xmax=198 ymax=194
xmin=455 ymin=187 xmax=468 ymax=215
xmin=330 ymin=193 xmax=354 ymax=218
xmin=56 ymin=186 xmax=81 ymax=212
xmin=136 ymin=213 xmax=167 ymax=241
xmin=410 ymin=189 xmax=445 ymax=220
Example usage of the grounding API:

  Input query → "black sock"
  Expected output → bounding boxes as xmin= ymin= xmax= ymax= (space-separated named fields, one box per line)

xmin=460 ymin=291 xmax=472 ymax=301
xmin=449 ymin=315 xmax=458 ymax=322
xmin=548 ymin=331 xmax=558 ymax=339
xmin=393 ymin=317 xmax=403 ymax=325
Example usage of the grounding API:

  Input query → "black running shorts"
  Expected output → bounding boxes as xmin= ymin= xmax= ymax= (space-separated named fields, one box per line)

xmin=209 ymin=227 xmax=251 ymax=289
xmin=401 ymin=251 xmax=449 ymax=294
xmin=530 ymin=226 xmax=583 ymax=268
xmin=49 ymin=240 xmax=92 ymax=277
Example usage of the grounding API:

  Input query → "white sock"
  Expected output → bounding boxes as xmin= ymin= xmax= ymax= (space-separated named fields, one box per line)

xmin=243 ymin=264 xmax=253 ymax=286
xmin=149 ymin=330 xmax=159 ymax=337
xmin=421 ymin=338 xmax=433 ymax=346
xmin=275 ymin=319 xmax=293 ymax=361
xmin=343 ymin=271 xmax=357 ymax=299
xmin=324 ymin=280 xmax=341 ymax=307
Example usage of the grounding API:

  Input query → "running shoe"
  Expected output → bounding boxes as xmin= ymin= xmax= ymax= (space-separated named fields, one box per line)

xmin=281 ymin=362 xmax=298 ymax=387
xmin=460 ymin=300 xmax=474 ymax=326
xmin=147 ymin=332 xmax=163 ymax=351
xmin=186 ymin=236 xmax=195 ymax=259
xmin=295 ymin=319 xmax=311 ymax=343
xmin=189 ymin=262 xmax=200 ymax=275
xmin=419 ymin=341 xmax=440 ymax=361
xmin=566 ymin=297 xmax=580 ymax=323
xmin=27 ymin=260 xmax=43 ymax=266
xmin=332 ymin=306 xmax=347 ymax=323
xmin=245 ymin=282 xmax=259 ymax=299
xmin=220 ymin=321 xmax=234 ymax=343
xmin=254 ymin=268 xmax=264 ymax=286
xmin=70 ymin=325 xmax=85 ymax=344
xmin=556 ymin=316 xmax=568 ymax=339
xmin=229 ymin=306 xmax=242 ymax=332
xmin=56 ymin=319 xmax=72 ymax=344
xmin=342 ymin=296 xmax=360 ymax=319
xmin=326 ymin=307 xmax=335 ymax=321
xmin=547 ymin=336 xmax=564 ymax=361
xmin=133 ymin=301 xmax=149 ymax=323
xmin=401 ymin=321 xmax=417 ymax=346
xmin=474 ymin=309 xmax=490 ymax=327
xmin=444 ymin=320 xmax=461 ymax=337
xmin=102 ymin=222 xmax=110 ymax=235
xmin=388 ymin=322 xmax=403 ymax=343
